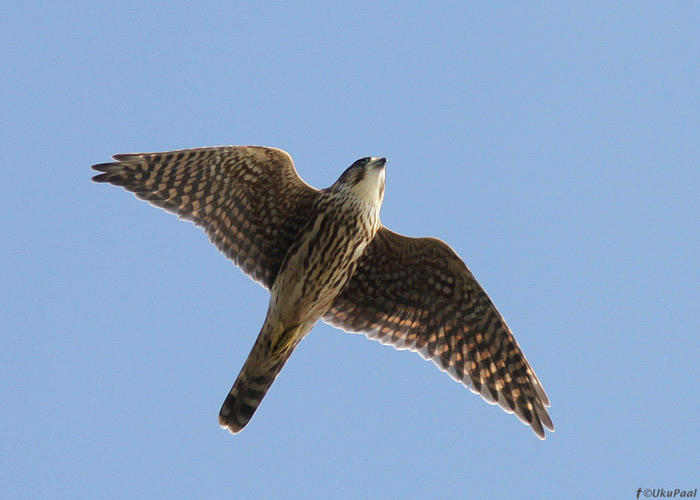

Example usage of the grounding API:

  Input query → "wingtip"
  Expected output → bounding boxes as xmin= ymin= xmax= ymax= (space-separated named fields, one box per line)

xmin=91 ymin=172 xmax=111 ymax=183
xmin=91 ymin=163 xmax=105 ymax=172
xmin=532 ymin=413 xmax=555 ymax=440
xmin=112 ymin=153 xmax=138 ymax=162
xmin=90 ymin=162 xmax=121 ymax=183
xmin=534 ymin=427 xmax=555 ymax=440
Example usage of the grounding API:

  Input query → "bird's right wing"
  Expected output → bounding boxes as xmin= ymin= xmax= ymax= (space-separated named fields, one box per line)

xmin=92 ymin=146 xmax=320 ymax=289
xmin=324 ymin=227 xmax=554 ymax=438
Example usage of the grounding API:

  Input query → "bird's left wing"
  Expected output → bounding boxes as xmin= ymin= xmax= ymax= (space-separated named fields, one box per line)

xmin=323 ymin=227 xmax=554 ymax=438
xmin=92 ymin=146 xmax=320 ymax=289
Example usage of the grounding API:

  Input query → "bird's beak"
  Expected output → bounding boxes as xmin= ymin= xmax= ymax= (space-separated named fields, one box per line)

xmin=369 ymin=157 xmax=387 ymax=169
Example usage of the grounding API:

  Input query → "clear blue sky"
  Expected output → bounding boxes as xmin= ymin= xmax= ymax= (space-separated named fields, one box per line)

xmin=3 ymin=2 xmax=699 ymax=499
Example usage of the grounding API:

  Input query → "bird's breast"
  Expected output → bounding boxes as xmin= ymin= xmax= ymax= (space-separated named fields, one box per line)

xmin=270 ymin=200 xmax=380 ymax=325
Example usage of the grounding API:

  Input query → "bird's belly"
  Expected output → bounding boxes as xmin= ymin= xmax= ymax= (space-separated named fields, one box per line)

xmin=270 ymin=223 xmax=372 ymax=326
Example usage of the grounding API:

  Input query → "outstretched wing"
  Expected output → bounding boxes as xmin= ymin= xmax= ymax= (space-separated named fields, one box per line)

xmin=92 ymin=146 xmax=320 ymax=289
xmin=324 ymin=227 xmax=554 ymax=438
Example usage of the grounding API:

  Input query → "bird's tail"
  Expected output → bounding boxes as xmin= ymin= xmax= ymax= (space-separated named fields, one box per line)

xmin=219 ymin=321 xmax=303 ymax=433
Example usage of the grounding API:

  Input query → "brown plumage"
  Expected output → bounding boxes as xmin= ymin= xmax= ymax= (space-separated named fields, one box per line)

xmin=92 ymin=145 xmax=554 ymax=438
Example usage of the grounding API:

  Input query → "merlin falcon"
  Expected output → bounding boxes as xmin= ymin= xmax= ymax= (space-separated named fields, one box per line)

xmin=92 ymin=146 xmax=554 ymax=439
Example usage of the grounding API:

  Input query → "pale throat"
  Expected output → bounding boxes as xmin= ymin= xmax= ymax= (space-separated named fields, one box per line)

xmin=352 ymin=168 xmax=385 ymax=206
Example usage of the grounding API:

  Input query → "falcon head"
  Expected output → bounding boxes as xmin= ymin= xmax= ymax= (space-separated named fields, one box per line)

xmin=334 ymin=157 xmax=387 ymax=205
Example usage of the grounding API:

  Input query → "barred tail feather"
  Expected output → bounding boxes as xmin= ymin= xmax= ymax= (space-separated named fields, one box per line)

xmin=218 ymin=322 xmax=300 ymax=433
xmin=218 ymin=369 xmax=281 ymax=433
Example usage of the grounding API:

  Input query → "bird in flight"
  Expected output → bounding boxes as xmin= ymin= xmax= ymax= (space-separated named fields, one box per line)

xmin=92 ymin=146 xmax=554 ymax=438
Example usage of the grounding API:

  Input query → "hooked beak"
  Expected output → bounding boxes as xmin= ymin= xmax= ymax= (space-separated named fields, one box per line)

xmin=368 ymin=157 xmax=387 ymax=169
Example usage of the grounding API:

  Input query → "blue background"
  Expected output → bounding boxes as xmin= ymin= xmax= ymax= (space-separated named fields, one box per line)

xmin=3 ymin=2 xmax=698 ymax=499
